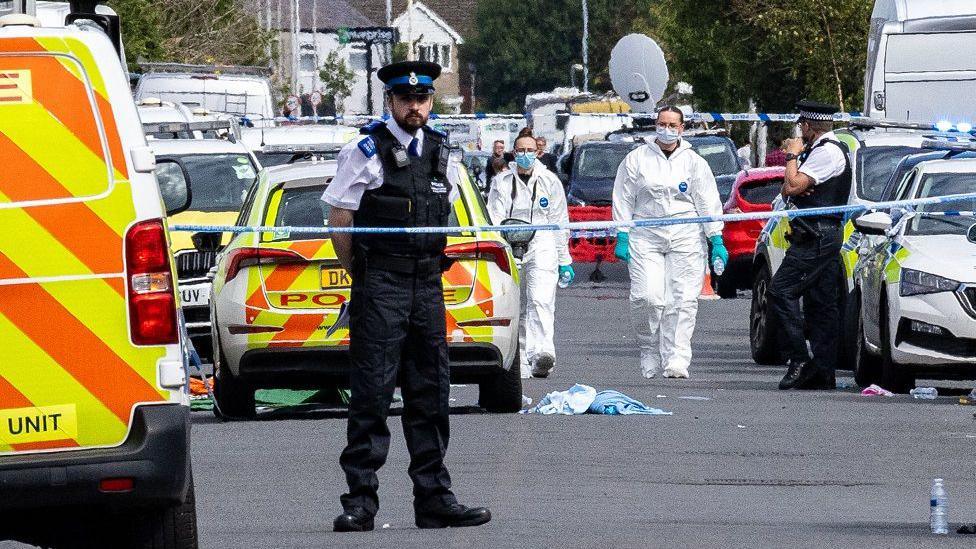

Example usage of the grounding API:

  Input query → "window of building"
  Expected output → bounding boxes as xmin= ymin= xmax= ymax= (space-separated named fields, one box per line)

xmin=348 ymin=47 xmax=369 ymax=72
xmin=299 ymin=51 xmax=317 ymax=72
xmin=417 ymin=43 xmax=452 ymax=71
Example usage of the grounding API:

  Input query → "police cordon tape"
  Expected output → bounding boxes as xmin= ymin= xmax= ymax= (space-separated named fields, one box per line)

xmin=170 ymin=192 xmax=976 ymax=238
xmin=256 ymin=112 xmax=860 ymax=124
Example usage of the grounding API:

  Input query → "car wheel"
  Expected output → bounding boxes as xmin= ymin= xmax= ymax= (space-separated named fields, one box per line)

xmin=121 ymin=471 xmax=199 ymax=549
xmin=212 ymin=337 xmax=256 ymax=420
xmin=749 ymin=265 xmax=782 ymax=365
xmin=717 ymin=272 xmax=737 ymax=299
xmin=478 ymin=349 xmax=523 ymax=413
xmin=850 ymin=291 xmax=881 ymax=387
xmin=879 ymin=295 xmax=914 ymax=394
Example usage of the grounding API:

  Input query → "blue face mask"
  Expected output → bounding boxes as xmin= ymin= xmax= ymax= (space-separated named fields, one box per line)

xmin=656 ymin=126 xmax=680 ymax=145
xmin=515 ymin=152 xmax=537 ymax=169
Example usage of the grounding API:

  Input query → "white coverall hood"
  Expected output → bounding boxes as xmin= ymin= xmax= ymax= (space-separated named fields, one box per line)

xmin=487 ymin=162 xmax=571 ymax=377
xmin=612 ymin=139 xmax=724 ymax=378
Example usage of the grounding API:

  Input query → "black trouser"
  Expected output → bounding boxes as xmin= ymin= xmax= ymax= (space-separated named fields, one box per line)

xmin=767 ymin=222 xmax=843 ymax=373
xmin=339 ymin=263 xmax=455 ymax=516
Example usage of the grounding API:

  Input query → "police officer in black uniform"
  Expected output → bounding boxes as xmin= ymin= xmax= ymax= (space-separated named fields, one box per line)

xmin=768 ymin=100 xmax=852 ymax=391
xmin=323 ymin=61 xmax=491 ymax=532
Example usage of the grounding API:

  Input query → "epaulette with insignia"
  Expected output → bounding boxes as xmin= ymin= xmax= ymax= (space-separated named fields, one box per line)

xmin=360 ymin=120 xmax=384 ymax=135
xmin=357 ymin=136 xmax=377 ymax=158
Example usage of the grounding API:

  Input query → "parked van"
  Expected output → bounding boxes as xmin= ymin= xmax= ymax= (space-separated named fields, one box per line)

xmin=135 ymin=63 xmax=276 ymax=121
xmin=865 ymin=0 xmax=976 ymax=122
xmin=0 ymin=6 xmax=197 ymax=547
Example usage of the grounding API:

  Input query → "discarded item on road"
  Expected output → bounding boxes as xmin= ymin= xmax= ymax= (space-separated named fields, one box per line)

xmin=521 ymin=384 xmax=671 ymax=415
xmin=678 ymin=396 xmax=711 ymax=401
xmin=522 ymin=395 xmax=533 ymax=408
xmin=932 ymin=478 xmax=949 ymax=535
xmin=588 ymin=390 xmax=672 ymax=415
xmin=911 ymin=387 xmax=939 ymax=400
xmin=860 ymin=384 xmax=894 ymax=397
xmin=957 ymin=524 xmax=976 ymax=535
xmin=835 ymin=379 xmax=854 ymax=389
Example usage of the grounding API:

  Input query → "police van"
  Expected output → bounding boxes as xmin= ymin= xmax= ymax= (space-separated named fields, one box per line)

xmin=0 ymin=2 xmax=197 ymax=547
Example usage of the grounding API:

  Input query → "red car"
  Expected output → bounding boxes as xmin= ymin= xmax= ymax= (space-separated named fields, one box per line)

xmin=716 ymin=167 xmax=785 ymax=298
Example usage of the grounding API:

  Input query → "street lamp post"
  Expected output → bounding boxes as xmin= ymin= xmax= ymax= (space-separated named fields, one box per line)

xmin=581 ymin=0 xmax=589 ymax=93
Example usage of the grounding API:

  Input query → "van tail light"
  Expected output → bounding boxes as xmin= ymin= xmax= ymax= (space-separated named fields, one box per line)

xmin=125 ymin=219 xmax=178 ymax=345
xmin=225 ymin=247 xmax=306 ymax=282
xmin=445 ymin=241 xmax=512 ymax=276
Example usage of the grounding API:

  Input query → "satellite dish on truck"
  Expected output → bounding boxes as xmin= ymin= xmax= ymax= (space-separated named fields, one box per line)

xmin=609 ymin=34 xmax=669 ymax=113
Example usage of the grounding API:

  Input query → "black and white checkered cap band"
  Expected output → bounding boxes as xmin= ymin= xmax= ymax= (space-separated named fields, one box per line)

xmin=798 ymin=110 xmax=834 ymax=121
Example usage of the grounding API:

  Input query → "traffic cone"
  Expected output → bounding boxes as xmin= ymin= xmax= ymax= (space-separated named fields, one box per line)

xmin=699 ymin=269 xmax=719 ymax=300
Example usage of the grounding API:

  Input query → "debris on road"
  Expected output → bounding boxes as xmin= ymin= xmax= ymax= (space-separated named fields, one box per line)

xmin=911 ymin=387 xmax=939 ymax=400
xmin=861 ymin=384 xmax=895 ymax=397
xmin=521 ymin=384 xmax=671 ymax=415
xmin=678 ymin=396 xmax=712 ymax=401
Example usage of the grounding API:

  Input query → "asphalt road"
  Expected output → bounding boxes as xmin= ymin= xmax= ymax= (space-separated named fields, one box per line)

xmin=6 ymin=263 xmax=976 ymax=548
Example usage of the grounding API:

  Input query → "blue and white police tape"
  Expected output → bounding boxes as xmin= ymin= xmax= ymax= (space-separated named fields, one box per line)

xmin=170 ymin=192 xmax=976 ymax=236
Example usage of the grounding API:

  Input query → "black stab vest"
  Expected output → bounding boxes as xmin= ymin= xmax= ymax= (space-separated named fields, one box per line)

xmin=352 ymin=123 xmax=452 ymax=259
xmin=793 ymin=138 xmax=852 ymax=219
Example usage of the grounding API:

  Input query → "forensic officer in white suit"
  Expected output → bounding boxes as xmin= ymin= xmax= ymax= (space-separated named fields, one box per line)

xmin=487 ymin=131 xmax=574 ymax=380
xmin=612 ymin=106 xmax=728 ymax=379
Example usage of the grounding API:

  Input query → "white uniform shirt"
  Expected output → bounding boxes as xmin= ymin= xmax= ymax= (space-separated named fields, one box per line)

xmin=798 ymin=131 xmax=847 ymax=185
xmin=612 ymin=139 xmax=724 ymax=238
xmin=487 ymin=161 xmax=572 ymax=266
xmin=322 ymin=118 xmax=461 ymax=210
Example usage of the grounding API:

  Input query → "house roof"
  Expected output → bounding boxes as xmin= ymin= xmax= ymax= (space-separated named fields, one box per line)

xmin=361 ymin=0 xmax=477 ymax=37
xmin=272 ymin=0 xmax=379 ymax=31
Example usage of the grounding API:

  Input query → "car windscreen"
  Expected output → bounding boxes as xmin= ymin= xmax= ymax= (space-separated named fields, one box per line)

xmin=168 ymin=154 xmax=257 ymax=213
xmin=576 ymin=147 xmax=632 ymax=179
xmin=907 ymin=172 xmax=976 ymax=236
xmin=858 ymin=146 xmax=925 ymax=201
xmin=690 ymin=141 xmax=739 ymax=176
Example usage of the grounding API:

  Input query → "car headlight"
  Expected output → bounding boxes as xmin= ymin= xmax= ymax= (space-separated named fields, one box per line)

xmin=900 ymin=269 xmax=960 ymax=296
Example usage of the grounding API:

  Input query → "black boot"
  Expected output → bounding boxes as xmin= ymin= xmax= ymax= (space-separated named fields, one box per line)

xmin=778 ymin=360 xmax=807 ymax=390
xmin=334 ymin=508 xmax=374 ymax=532
xmin=795 ymin=364 xmax=836 ymax=391
xmin=415 ymin=503 xmax=492 ymax=529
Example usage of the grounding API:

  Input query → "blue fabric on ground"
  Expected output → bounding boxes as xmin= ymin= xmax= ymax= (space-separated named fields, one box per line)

xmin=588 ymin=390 xmax=672 ymax=415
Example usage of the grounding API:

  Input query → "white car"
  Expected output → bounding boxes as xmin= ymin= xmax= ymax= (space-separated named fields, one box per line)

xmin=209 ymin=161 xmax=524 ymax=417
xmin=851 ymin=157 xmax=976 ymax=392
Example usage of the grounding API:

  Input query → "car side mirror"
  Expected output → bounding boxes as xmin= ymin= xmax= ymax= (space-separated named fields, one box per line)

xmin=155 ymin=159 xmax=192 ymax=216
xmin=854 ymin=211 xmax=893 ymax=236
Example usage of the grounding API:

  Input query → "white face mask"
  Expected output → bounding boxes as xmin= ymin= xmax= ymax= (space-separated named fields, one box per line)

xmin=656 ymin=126 xmax=680 ymax=145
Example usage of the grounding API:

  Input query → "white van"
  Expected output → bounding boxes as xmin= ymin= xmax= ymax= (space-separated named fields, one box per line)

xmin=865 ymin=0 xmax=976 ymax=122
xmin=135 ymin=64 xmax=276 ymax=121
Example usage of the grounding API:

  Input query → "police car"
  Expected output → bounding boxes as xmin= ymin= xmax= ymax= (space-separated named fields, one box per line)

xmin=150 ymin=137 xmax=261 ymax=363
xmin=0 ymin=6 xmax=197 ymax=547
xmin=850 ymin=157 xmax=976 ymax=392
xmin=750 ymin=119 xmax=936 ymax=366
xmin=209 ymin=160 xmax=523 ymax=417
xmin=240 ymin=123 xmax=359 ymax=167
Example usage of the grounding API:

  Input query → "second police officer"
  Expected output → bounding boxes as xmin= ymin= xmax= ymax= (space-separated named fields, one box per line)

xmin=323 ymin=61 xmax=491 ymax=532
xmin=769 ymin=100 xmax=852 ymax=391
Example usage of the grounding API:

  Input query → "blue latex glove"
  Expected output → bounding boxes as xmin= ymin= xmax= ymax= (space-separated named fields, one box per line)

xmin=709 ymin=235 xmax=729 ymax=266
xmin=614 ymin=231 xmax=630 ymax=262
xmin=558 ymin=264 xmax=576 ymax=286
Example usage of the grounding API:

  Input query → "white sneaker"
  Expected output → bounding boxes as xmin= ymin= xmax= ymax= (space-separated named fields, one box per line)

xmin=531 ymin=353 xmax=555 ymax=378
xmin=663 ymin=368 xmax=689 ymax=379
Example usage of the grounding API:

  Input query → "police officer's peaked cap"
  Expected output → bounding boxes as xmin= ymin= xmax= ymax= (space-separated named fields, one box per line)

xmin=378 ymin=60 xmax=442 ymax=95
xmin=796 ymin=99 xmax=840 ymax=122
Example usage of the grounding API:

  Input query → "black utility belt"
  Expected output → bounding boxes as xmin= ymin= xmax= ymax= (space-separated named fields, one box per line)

xmin=360 ymin=253 xmax=453 ymax=275
xmin=786 ymin=215 xmax=841 ymax=244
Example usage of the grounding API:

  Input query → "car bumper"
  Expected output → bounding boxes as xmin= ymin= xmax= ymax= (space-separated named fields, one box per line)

xmin=234 ymin=343 xmax=508 ymax=387
xmin=891 ymin=290 xmax=976 ymax=367
xmin=0 ymin=404 xmax=191 ymax=510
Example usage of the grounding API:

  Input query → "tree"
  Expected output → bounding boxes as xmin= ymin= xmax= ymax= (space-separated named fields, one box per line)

xmin=464 ymin=0 xmax=654 ymax=112
xmin=107 ymin=0 xmax=275 ymax=70
xmin=319 ymin=50 xmax=357 ymax=113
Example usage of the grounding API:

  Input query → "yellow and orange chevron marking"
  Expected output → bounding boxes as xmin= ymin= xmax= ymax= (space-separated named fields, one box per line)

xmin=0 ymin=37 xmax=168 ymax=454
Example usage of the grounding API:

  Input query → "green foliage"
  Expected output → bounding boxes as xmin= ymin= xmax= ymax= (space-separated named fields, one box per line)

xmin=319 ymin=50 xmax=356 ymax=111
xmin=467 ymin=0 xmax=872 ymax=113
xmin=107 ymin=0 xmax=275 ymax=71
xmin=392 ymin=42 xmax=409 ymax=64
